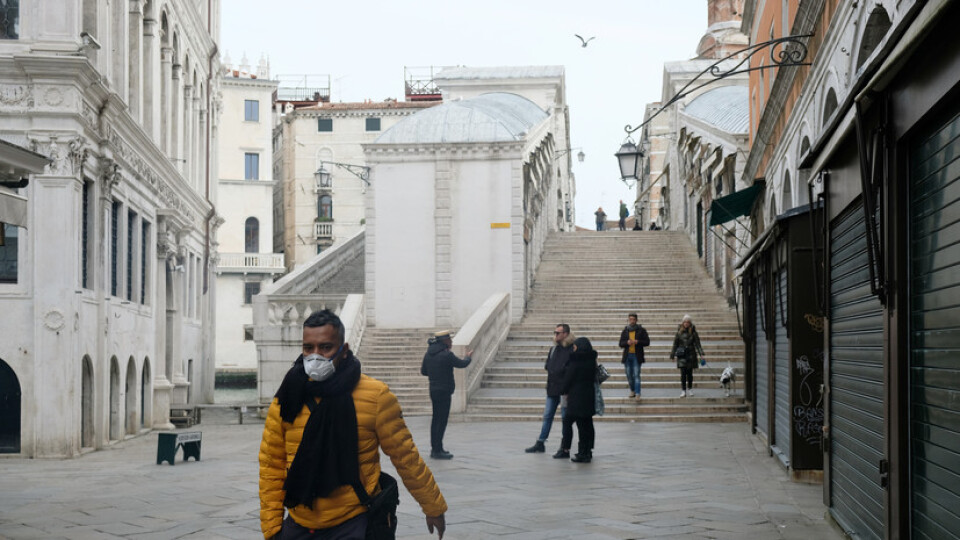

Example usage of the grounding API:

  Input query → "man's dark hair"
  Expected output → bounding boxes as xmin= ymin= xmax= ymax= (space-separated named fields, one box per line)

xmin=303 ymin=309 xmax=345 ymax=342
xmin=556 ymin=323 xmax=570 ymax=333
xmin=628 ymin=313 xmax=638 ymax=319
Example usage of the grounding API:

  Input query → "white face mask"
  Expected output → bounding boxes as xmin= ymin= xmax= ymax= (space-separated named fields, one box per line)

xmin=303 ymin=346 xmax=341 ymax=382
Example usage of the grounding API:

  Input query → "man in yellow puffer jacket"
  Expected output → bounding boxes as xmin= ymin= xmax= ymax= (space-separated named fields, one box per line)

xmin=259 ymin=310 xmax=447 ymax=539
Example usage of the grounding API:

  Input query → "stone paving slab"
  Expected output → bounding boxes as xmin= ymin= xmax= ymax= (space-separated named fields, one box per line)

xmin=0 ymin=409 xmax=844 ymax=539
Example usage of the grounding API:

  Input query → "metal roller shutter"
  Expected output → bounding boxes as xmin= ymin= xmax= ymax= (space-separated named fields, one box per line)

xmin=773 ymin=269 xmax=791 ymax=465
xmin=756 ymin=290 xmax=769 ymax=437
xmin=828 ymin=198 xmax=885 ymax=540
xmin=909 ymin=107 xmax=960 ymax=540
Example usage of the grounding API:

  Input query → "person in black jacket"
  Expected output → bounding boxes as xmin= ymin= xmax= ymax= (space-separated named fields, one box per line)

xmin=524 ymin=324 xmax=575 ymax=456
xmin=421 ymin=330 xmax=472 ymax=459
xmin=618 ymin=313 xmax=651 ymax=399
xmin=560 ymin=337 xmax=598 ymax=463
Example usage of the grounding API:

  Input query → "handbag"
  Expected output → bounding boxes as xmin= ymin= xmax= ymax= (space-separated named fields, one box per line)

xmin=594 ymin=381 xmax=605 ymax=416
xmin=596 ymin=363 xmax=610 ymax=384
xmin=674 ymin=346 xmax=687 ymax=359
xmin=351 ymin=472 xmax=400 ymax=540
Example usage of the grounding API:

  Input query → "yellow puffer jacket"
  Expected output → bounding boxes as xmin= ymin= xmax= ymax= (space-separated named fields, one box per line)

xmin=258 ymin=374 xmax=447 ymax=538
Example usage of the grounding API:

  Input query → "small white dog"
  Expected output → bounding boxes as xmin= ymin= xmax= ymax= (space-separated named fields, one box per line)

xmin=719 ymin=366 xmax=736 ymax=397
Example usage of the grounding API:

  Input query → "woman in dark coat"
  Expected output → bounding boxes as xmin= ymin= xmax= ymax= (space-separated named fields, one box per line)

xmin=559 ymin=337 xmax=598 ymax=463
xmin=670 ymin=314 xmax=705 ymax=397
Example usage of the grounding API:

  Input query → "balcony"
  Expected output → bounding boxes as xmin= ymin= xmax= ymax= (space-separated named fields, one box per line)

xmin=217 ymin=253 xmax=286 ymax=274
xmin=315 ymin=221 xmax=333 ymax=239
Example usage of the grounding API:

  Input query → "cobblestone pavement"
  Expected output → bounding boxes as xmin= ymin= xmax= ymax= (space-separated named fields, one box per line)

xmin=0 ymin=409 xmax=845 ymax=540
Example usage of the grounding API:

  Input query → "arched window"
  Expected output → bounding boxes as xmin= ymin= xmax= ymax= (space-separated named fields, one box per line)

xmin=823 ymin=88 xmax=838 ymax=127
xmin=782 ymin=171 xmax=793 ymax=211
xmin=318 ymin=195 xmax=333 ymax=220
xmin=857 ymin=7 xmax=892 ymax=71
xmin=800 ymin=136 xmax=811 ymax=157
xmin=244 ymin=217 xmax=259 ymax=253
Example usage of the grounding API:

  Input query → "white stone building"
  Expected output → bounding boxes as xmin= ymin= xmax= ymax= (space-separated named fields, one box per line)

xmin=213 ymin=59 xmax=283 ymax=373
xmin=274 ymin=98 xmax=438 ymax=270
xmin=365 ymin=66 xmax=576 ymax=327
xmin=0 ymin=0 xmax=221 ymax=457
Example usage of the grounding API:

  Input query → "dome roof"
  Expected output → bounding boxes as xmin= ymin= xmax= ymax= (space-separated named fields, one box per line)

xmin=683 ymin=85 xmax=749 ymax=134
xmin=374 ymin=92 xmax=548 ymax=144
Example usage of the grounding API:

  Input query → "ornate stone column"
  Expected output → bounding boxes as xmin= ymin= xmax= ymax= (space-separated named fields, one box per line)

xmin=182 ymin=84 xmax=192 ymax=179
xmin=169 ymin=228 xmax=189 ymax=404
xmin=142 ymin=17 xmax=158 ymax=139
xmin=160 ymin=46 xmax=172 ymax=154
xmin=171 ymin=62 xmax=181 ymax=169
xmin=152 ymin=216 xmax=175 ymax=429
xmin=127 ymin=0 xmax=143 ymax=121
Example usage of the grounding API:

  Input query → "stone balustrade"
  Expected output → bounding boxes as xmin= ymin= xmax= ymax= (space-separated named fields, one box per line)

xmin=451 ymin=292 xmax=512 ymax=413
xmin=315 ymin=221 xmax=333 ymax=239
xmin=216 ymin=252 xmax=285 ymax=274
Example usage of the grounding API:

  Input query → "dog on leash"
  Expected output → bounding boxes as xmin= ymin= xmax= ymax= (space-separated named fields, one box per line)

xmin=719 ymin=366 xmax=736 ymax=397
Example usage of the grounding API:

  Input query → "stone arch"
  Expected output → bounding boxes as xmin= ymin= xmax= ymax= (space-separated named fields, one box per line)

xmin=768 ymin=192 xmax=778 ymax=225
xmin=141 ymin=357 xmax=152 ymax=428
xmin=782 ymin=170 xmax=793 ymax=211
xmin=856 ymin=6 xmax=892 ymax=72
xmin=822 ymin=87 xmax=838 ymax=128
xmin=125 ymin=356 xmax=138 ymax=435
xmin=0 ymin=358 xmax=21 ymax=453
xmin=109 ymin=356 xmax=121 ymax=441
xmin=81 ymin=356 xmax=94 ymax=448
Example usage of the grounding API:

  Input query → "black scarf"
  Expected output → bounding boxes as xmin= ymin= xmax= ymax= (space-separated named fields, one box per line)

xmin=275 ymin=352 xmax=363 ymax=509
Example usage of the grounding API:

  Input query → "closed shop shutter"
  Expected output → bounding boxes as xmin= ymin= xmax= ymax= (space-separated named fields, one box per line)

xmin=773 ymin=269 xmax=791 ymax=465
xmin=756 ymin=290 xmax=770 ymax=437
xmin=828 ymin=198 xmax=885 ymax=540
xmin=909 ymin=108 xmax=960 ymax=539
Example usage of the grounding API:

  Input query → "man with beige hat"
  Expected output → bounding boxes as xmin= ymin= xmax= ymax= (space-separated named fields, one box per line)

xmin=421 ymin=330 xmax=473 ymax=459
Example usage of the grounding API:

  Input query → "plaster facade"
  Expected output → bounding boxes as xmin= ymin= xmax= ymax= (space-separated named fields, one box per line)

xmin=213 ymin=64 xmax=282 ymax=373
xmin=0 ymin=0 xmax=221 ymax=458
xmin=274 ymin=99 xmax=436 ymax=270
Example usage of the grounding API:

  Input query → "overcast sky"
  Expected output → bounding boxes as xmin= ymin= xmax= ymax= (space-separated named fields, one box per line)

xmin=221 ymin=0 xmax=708 ymax=228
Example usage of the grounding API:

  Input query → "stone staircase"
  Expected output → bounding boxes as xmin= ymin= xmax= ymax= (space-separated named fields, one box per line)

xmin=465 ymin=230 xmax=747 ymax=423
xmin=355 ymin=328 xmax=438 ymax=416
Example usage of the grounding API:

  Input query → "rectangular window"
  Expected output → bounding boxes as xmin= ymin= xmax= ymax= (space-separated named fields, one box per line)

xmin=244 ymin=153 xmax=260 ymax=180
xmin=0 ymin=1 xmax=19 ymax=40
xmin=111 ymin=200 xmax=120 ymax=296
xmin=141 ymin=221 xmax=150 ymax=304
xmin=127 ymin=210 xmax=137 ymax=301
xmin=317 ymin=118 xmax=332 ymax=132
xmin=82 ymin=181 xmax=92 ymax=289
xmin=0 ymin=223 xmax=18 ymax=283
xmin=243 ymin=325 xmax=254 ymax=341
xmin=365 ymin=117 xmax=381 ymax=131
xmin=244 ymin=282 xmax=261 ymax=304
xmin=244 ymin=99 xmax=259 ymax=122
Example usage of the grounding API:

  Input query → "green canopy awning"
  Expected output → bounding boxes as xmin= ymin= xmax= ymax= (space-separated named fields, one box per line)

xmin=708 ymin=181 xmax=765 ymax=226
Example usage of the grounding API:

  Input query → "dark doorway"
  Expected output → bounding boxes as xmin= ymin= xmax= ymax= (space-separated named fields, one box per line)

xmin=0 ymin=359 xmax=21 ymax=453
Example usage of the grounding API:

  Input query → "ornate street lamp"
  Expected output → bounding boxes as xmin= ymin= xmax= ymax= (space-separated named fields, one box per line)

xmin=556 ymin=147 xmax=586 ymax=162
xmin=314 ymin=160 xmax=370 ymax=186
xmin=615 ymin=139 xmax=642 ymax=183
xmin=314 ymin=165 xmax=332 ymax=188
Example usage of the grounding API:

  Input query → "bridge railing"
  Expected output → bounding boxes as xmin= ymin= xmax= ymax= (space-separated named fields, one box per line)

xmin=451 ymin=292 xmax=511 ymax=413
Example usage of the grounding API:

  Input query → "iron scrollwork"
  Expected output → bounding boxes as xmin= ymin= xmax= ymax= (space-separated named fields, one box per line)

xmin=624 ymin=34 xmax=814 ymax=135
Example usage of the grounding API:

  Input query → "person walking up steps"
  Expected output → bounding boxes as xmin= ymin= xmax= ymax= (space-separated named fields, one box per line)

xmin=618 ymin=200 xmax=629 ymax=231
xmin=618 ymin=313 xmax=650 ymax=399
xmin=670 ymin=314 xmax=705 ymax=398
xmin=594 ymin=207 xmax=607 ymax=231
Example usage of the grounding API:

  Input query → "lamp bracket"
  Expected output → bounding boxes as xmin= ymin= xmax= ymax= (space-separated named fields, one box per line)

xmin=624 ymin=34 xmax=813 ymax=136
xmin=318 ymin=160 xmax=370 ymax=186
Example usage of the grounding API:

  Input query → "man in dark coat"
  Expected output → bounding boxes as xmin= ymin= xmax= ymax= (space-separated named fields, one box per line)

xmin=560 ymin=337 xmax=598 ymax=463
xmin=524 ymin=324 xmax=575 ymax=456
xmin=421 ymin=330 xmax=472 ymax=459
xmin=618 ymin=313 xmax=651 ymax=399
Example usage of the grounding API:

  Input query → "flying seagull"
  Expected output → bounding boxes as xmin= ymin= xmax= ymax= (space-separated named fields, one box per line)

xmin=575 ymin=34 xmax=595 ymax=48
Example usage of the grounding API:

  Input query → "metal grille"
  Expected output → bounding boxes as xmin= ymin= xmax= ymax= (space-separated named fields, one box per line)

xmin=81 ymin=181 xmax=90 ymax=289
xmin=141 ymin=222 xmax=149 ymax=304
xmin=828 ymin=198 xmax=885 ymax=540
xmin=909 ymin=106 xmax=960 ymax=540
xmin=111 ymin=201 xmax=120 ymax=297
xmin=773 ymin=269 xmax=791 ymax=465
xmin=127 ymin=211 xmax=136 ymax=301
xmin=756 ymin=291 xmax=769 ymax=436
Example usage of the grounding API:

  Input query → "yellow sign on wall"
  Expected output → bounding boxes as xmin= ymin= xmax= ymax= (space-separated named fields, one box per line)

xmin=490 ymin=223 xmax=511 ymax=229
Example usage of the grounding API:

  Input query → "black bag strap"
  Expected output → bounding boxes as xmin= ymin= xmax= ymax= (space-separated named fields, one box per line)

xmin=302 ymin=398 xmax=375 ymax=507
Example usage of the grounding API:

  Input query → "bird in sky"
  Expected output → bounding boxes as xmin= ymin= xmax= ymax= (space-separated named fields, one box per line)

xmin=575 ymin=34 xmax=596 ymax=48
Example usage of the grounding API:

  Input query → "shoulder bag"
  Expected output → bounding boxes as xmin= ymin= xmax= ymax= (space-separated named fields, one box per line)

xmin=596 ymin=363 xmax=610 ymax=384
xmin=351 ymin=472 xmax=400 ymax=540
